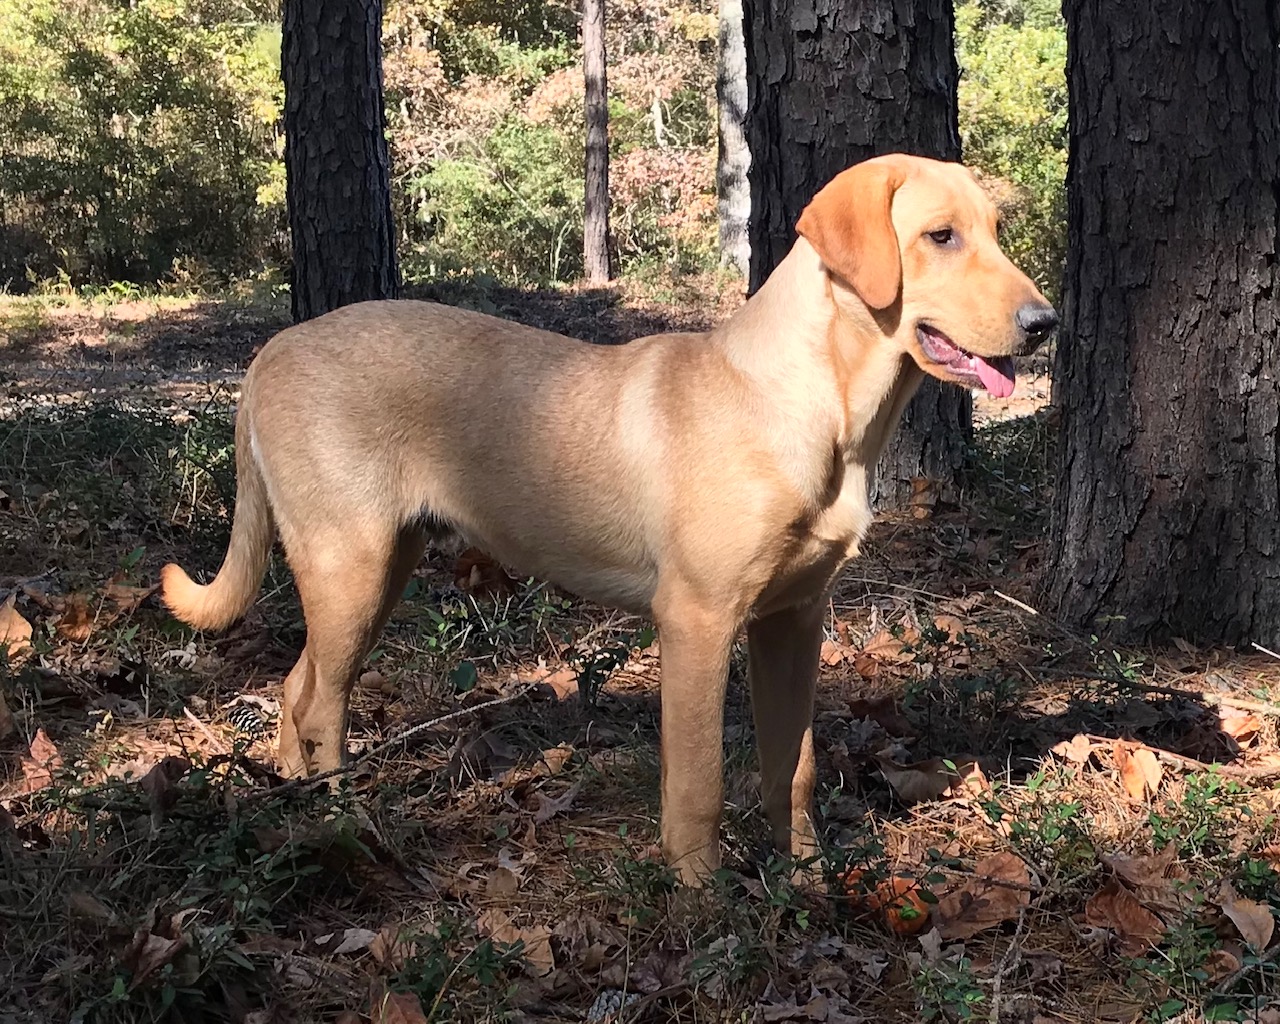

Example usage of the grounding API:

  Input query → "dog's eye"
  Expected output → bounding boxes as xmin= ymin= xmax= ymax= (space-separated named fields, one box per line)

xmin=928 ymin=228 xmax=955 ymax=246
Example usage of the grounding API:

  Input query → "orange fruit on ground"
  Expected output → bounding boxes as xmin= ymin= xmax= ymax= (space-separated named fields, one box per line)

xmin=840 ymin=869 xmax=931 ymax=935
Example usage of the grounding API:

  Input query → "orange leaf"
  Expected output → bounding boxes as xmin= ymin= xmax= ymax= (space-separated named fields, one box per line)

xmin=1113 ymin=741 xmax=1161 ymax=800
xmin=478 ymin=908 xmax=555 ymax=976
xmin=55 ymin=593 xmax=95 ymax=642
xmin=1217 ymin=706 xmax=1263 ymax=747
xmin=1050 ymin=733 xmax=1094 ymax=764
xmin=1085 ymin=880 xmax=1166 ymax=955
xmin=20 ymin=728 xmax=63 ymax=794
xmin=0 ymin=593 xmax=33 ymax=662
xmin=934 ymin=852 xmax=1032 ymax=940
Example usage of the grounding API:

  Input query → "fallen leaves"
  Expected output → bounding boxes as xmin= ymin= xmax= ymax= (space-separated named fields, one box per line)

xmin=0 ymin=592 xmax=33 ymax=663
xmin=19 ymin=728 xmax=63 ymax=793
xmin=1113 ymin=740 xmax=1163 ymax=800
xmin=875 ymin=753 xmax=989 ymax=805
xmin=934 ymin=852 xmax=1032 ymax=940
xmin=477 ymin=908 xmax=554 ymax=976
xmin=841 ymin=870 xmax=931 ymax=935
xmin=1084 ymin=879 xmax=1166 ymax=955
xmin=1217 ymin=882 xmax=1275 ymax=952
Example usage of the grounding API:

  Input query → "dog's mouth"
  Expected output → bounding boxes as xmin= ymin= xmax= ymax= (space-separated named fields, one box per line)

xmin=916 ymin=324 xmax=1016 ymax=399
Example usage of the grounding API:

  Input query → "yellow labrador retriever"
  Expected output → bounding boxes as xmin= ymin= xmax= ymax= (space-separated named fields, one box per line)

xmin=162 ymin=154 xmax=1056 ymax=883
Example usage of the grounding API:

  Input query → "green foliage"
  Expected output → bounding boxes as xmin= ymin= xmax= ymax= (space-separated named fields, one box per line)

xmin=955 ymin=0 xmax=1067 ymax=301
xmin=0 ymin=0 xmax=286 ymax=290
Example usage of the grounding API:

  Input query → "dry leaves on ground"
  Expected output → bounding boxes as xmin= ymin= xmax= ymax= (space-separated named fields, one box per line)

xmin=18 ymin=728 xmax=63 ymax=794
xmin=1217 ymin=882 xmax=1275 ymax=952
xmin=1113 ymin=740 xmax=1162 ymax=800
xmin=934 ymin=852 xmax=1032 ymax=940
xmin=875 ymin=753 xmax=989 ymax=805
xmin=477 ymin=908 xmax=555 ymax=976
xmin=1084 ymin=880 xmax=1166 ymax=956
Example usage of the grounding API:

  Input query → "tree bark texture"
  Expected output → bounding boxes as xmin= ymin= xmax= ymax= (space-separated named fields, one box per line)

xmin=583 ymin=0 xmax=611 ymax=284
xmin=717 ymin=0 xmax=751 ymax=278
xmin=744 ymin=0 xmax=971 ymax=509
xmin=1045 ymin=1 xmax=1280 ymax=645
xmin=282 ymin=0 xmax=399 ymax=323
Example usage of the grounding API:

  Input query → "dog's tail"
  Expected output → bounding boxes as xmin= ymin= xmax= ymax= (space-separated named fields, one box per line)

xmin=161 ymin=412 xmax=274 ymax=632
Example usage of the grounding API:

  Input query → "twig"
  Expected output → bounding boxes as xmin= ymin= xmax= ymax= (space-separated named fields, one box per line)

xmin=1212 ymin=941 xmax=1280 ymax=996
xmin=992 ymin=590 xmax=1039 ymax=616
xmin=1078 ymin=733 xmax=1280 ymax=782
xmin=1251 ymin=641 xmax=1280 ymax=661
xmin=988 ymin=907 xmax=1028 ymax=1024
xmin=241 ymin=684 xmax=536 ymax=804
xmin=182 ymin=707 xmax=229 ymax=755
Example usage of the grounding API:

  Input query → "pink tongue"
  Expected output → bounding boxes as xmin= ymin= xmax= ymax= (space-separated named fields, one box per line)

xmin=973 ymin=355 xmax=1016 ymax=399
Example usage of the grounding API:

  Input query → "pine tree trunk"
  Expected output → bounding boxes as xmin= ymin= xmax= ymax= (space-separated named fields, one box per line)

xmin=282 ymin=0 xmax=399 ymax=323
xmin=583 ymin=0 xmax=611 ymax=284
xmin=717 ymin=0 xmax=750 ymax=278
xmin=1045 ymin=1 xmax=1280 ymax=644
xmin=744 ymin=0 xmax=970 ymax=510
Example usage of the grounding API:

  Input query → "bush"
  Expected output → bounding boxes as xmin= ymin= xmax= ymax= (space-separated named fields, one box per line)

xmin=955 ymin=0 xmax=1068 ymax=301
xmin=0 ymin=0 xmax=286 ymax=291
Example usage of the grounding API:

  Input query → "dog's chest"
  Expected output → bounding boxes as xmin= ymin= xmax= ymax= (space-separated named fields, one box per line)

xmin=756 ymin=479 xmax=873 ymax=615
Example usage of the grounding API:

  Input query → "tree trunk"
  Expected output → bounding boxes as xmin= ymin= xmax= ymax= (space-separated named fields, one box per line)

xmin=282 ymin=0 xmax=399 ymax=323
xmin=744 ymin=0 xmax=970 ymax=509
xmin=717 ymin=0 xmax=750 ymax=278
xmin=1045 ymin=1 xmax=1280 ymax=645
xmin=583 ymin=0 xmax=611 ymax=284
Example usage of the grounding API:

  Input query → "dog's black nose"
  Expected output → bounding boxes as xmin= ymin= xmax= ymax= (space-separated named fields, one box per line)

xmin=1016 ymin=303 xmax=1058 ymax=352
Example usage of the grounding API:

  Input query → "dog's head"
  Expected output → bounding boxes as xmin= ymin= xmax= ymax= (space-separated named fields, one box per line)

xmin=796 ymin=153 xmax=1056 ymax=398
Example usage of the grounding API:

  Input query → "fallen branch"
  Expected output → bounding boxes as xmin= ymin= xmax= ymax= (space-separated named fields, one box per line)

xmin=1212 ymin=940 xmax=1280 ymax=997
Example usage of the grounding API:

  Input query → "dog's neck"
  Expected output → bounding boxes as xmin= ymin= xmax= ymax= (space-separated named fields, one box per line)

xmin=714 ymin=239 xmax=924 ymax=499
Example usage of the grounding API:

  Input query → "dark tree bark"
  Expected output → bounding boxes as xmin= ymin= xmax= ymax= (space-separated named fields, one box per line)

xmin=282 ymin=0 xmax=399 ymax=323
xmin=1045 ymin=2 xmax=1280 ymax=644
xmin=583 ymin=0 xmax=611 ymax=284
xmin=744 ymin=0 xmax=970 ymax=509
xmin=717 ymin=0 xmax=750 ymax=278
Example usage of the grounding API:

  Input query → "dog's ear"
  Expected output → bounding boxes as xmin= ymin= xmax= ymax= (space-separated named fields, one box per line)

xmin=795 ymin=159 xmax=908 ymax=310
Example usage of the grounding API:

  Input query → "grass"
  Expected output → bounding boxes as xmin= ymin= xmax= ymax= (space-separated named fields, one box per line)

xmin=2 ymin=290 xmax=1279 ymax=1023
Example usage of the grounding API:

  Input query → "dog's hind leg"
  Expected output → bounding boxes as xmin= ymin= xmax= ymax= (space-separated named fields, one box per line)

xmin=276 ymin=526 xmax=426 ymax=777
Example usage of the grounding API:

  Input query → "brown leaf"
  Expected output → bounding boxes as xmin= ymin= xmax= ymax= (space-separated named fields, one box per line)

xmin=334 ymin=1013 xmax=364 ymax=1024
xmin=453 ymin=547 xmax=517 ymax=599
xmin=55 ymin=593 xmax=95 ymax=642
xmin=478 ymin=908 xmax=554 ymax=976
xmin=67 ymin=890 xmax=117 ymax=927
xmin=820 ymin=639 xmax=850 ymax=666
xmin=370 ymin=986 xmax=429 ymax=1024
xmin=847 ymin=696 xmax=917 ymax=738
xmin=934 ymin=852 xmax=1032 ymax=940
xmin=531 ymin=779 xmax=582 ymax=824
xmin=1100 ymin=844 xmax=1180 ymax=889
xmin=369 ymin=925 xmax=415 ymax=970
xmin=1113 ymin=741 xmax=1162 ymax=800
xmin=1205 ymin=948 xmax=1242 ymax=982
xmin=861 ymin=627 xmax=919 ymax=664
xmin=536 ymin=743 xmax=574 ymax=777
xmin=140 ymin=756 xmax=191 ymax=823
xmin=1084 ymin=880 xmax=1166 ymax=955
xmin=1217 ymin=706 xmax=1263 ymax=747
xmin=1218 ymin=882 xmax=1275 ymax=952
xmin=20 ymin=728 xmax=63 ymax=794
xmin=1050 ymin=733 xmax=1095 ymax=764
xmin=932 ymin=614 xmax=969 ymax=639
xmin=875 ymin=753 xmax=987 ymax=805
xmin=103 ymin=581 xmax=158 ymax=615
xmin=486 ymin=866 xmax=520 ymax=897
xmin=122 ymin=926 xmax=187 ymax=986
xmin=0 ymin=593 xmax=33 ymax=662
xmin=540 ymin=667 xmax=579 ymax=701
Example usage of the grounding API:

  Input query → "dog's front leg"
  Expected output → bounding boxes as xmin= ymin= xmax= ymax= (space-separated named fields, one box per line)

xmin=655 ymin=596 xmax=737 ymax=884
xmin=747 ymin=598 xmax=824 ymax=877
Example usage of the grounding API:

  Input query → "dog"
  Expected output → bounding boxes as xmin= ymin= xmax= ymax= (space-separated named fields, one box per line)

xmin=161 ymin=153 xmax=1056 ymax=884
